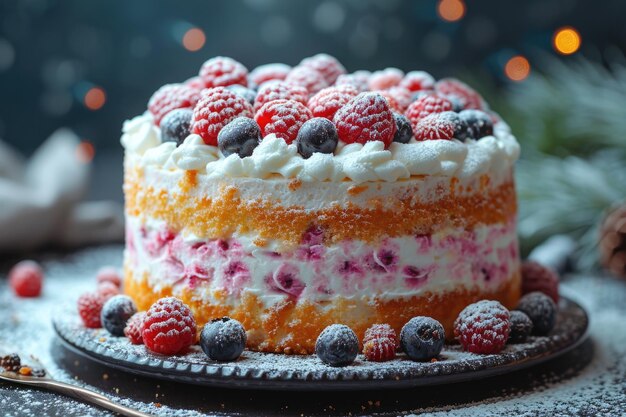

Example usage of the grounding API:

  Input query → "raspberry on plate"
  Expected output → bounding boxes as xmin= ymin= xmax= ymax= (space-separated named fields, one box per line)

xmin=9 ymin=260 xmax=43 ymax=298
xmin=335 ymin=70 xmax=371 ymax=92
xmin=405 ymin=94 xmax=454 ymax=130
xmin=124 ymin=312 xmax=146 ymax=345
xmin=363 ymin=323 xmax=397 ymax=345
xmin=148 ymin=84 xmax=201 ymax=126
xmin=299 ymin=53 xmax=346 ymax=85
xmin=413 ymin=111 xmax=469 ymax=141
xmin=96 ymin=266 xmax=123 ymax=288
xmin=398 ymin=71 xmax=435 ymax=92
xmin=454 ymin=300 xmax=511 ymax=354
xmin=254 ymin=81 xmax=308 ymax=112
xmin=191 ymin=87 xmax=254 ymax=146
xmin=142 ymin=297 xmax=197 ymax=355
xmin=315 ymin=324 xmax=359 ymax=367
xmin=307 ymin=85 xmax=359 ymax=120
xmin=368 ymin=67 xmax=404 ymax=91
xmin=199 ymin=56 xmax=248 ymax=89
xmin=333 ymin=92 xmax=397 ymax=148
xmin=77 ymin=292 xmax=107 ymax=329
xmin=374 ymin=90 xmax=403 ymax=113
xmin=285 ymin=66 xmax=329 ymax=95
xmin=521 ymin=260 xmax=560 ymax=303
xmin=249 ymin=63 xmax=291 ymax=87
xmin=97 ymin=281 xmax=120 ymax=299
xmin=363 ymin=337 xmax=396 ymax=362
xmin=255 ymin=99 xmax=312 ymax=144
xmin=435 ymin=78 xmax=485 ymax=110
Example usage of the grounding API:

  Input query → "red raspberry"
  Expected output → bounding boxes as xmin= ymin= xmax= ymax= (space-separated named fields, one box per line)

xmin=374 ymin=90 xmax=403 ymax=113
xmin=387 ymin=86 xmax=414 ymax=112
xmin=142 ymin=297 xmax=197 ymax=355
xmin=333 ymin=92 xmax=397 ymax=147
xmin=363 ymin=323 xmax=397 ymax=344
xmin=124 ymin=312 xmax=146 ymax=345
xmin=454 ymin=300 xmax=511 ymax=354
xmin=191 ymin=87 xmax=254 ymax=146
xmin=96 ymin=266 xmax=122 ymax=288
xmin=435 ymin=78 xmax=484 ymax=110
xmin=285 ymin=66 xmax=329 ymax=95
xmin=363 ymin=337 xmax=396 ymax=362
xmin=405 ymin=94 xmax=453 ymax=130
xmin=148 ymin=84 xmax=201 ymax=126
xmin=307 ymin=85 xmax=358 ymax=120
xmin=413 ymin=112 xmax=462 ymax=141
xmin=299 ymin=53 xmax=346 ymax=85
xmin=199 ymin=56 xmax=248 ymax=89
xmin=368 ymin=68 xmax=404 ymax=91
xmin=254 ymin=81 xmax=308 ymax=112
xmin=97 ymin=281 xmax=120 ymax=299
xmin=185 ymin=76 xmax=206 ymax=90
xmin=249 ymin=63 xmax=291 ymax=87
xmin=398 ymin=71 xmax=435 ymax=92
xmin=9 ymin=260 xmax=43 ymax=298
xmin=521 ymin=261 xmax=560 ymax=303
xmin=77 ymin=292 xmax=107 ymax=328
xmin=255 ymin=99 xmax=312 ymax=144
xmin=335 ymin=71 xmax=371 ymax=92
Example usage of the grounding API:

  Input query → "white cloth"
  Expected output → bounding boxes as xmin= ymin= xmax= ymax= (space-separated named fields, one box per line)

xmin=0 ymin=129 xmax=124 ymax=252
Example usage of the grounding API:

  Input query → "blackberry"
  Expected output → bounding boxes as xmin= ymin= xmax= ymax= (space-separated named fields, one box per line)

xmin=392 ymin=113 xmax=413 ymax=144
xmin=400 ymin=317 xmax=445 ymax=361
xmin=315 ymin=324 xmax=359 ymax=367
xmin=516 ymin=292 xmax=557 ymax=336
xmin=459 ymin=109 xmax=493 ymax=139
xmin=295 ymin=117 xmax=338 ymax=159
xmin=0 ymin=353 xmax=21 ymax=372
xmin=101 ymin=295 xmax=137 ymax=337
xmin=161 ymin=108 xmax=193 ymax=146
xmin=217 ymin=117 xmax=261 ymax=158
xmin=200 ymin=317 xmax=247 ymax=361
xmin=508 ymin=310 xmax=534 ymax=343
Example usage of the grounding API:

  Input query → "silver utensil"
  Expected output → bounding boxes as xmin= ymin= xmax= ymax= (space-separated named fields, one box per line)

xmin=0 ymin=354 xmax=153 ymax=417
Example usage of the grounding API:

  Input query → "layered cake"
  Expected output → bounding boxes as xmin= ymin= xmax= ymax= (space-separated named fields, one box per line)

xmin=122 ymin=55 xmax=521 ymax=354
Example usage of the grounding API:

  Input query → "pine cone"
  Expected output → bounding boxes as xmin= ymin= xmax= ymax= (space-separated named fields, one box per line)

xmin=599 ymin=204 xmax=626 ymax=278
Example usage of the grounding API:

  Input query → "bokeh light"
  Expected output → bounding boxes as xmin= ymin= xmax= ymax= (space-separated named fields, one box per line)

xmin=437 ymin=0 xmax=465 ymax=22
xmin=76 ymin=140 xmax=95 ymax=163
xmin=504 ymin=55 xmax=531 ymax=82
xmin=553 ymin=27 xmax=581 ymax=55
xmin=84 ymin=87 xmax=106 ymax=110
xmin=182 ymin=27 xmax=206 ymax=52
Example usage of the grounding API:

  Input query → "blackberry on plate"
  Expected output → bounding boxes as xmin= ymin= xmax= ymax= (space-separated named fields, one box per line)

xmin=315 ymin=324 xmax=359 ymax=367
xmin=161 ymin=108 xmax=193 ymax=146
xmin=508 ymin=310 xmax=534 ymax=343
xmin=295 ymin=117 xmax=338 ymax=159
xmin=217 ymin=117 xmax=261 ymax=158
xmin=392 ymin=113 xmax=413 ymax=144
xmin=459 ymin=109 xmax=493 ymax=139
xmin=226 ymin=84 xmax=257 ymax=105
xmin=200 ymin=317 xmax=247 ymax=361
xmin=516 ymin=292 xmax=557 ymax=336
xmin=0 ymin=353 xmax=21 ymax=372
xmin=400 ymin=316 xmax=445 ymax=361
xmin=101 ymin=295 xmax=137 ymax=337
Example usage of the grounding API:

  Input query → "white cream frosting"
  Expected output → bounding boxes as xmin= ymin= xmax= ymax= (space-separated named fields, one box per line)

xmin=122 ymin=112 xmax=520 ymax=184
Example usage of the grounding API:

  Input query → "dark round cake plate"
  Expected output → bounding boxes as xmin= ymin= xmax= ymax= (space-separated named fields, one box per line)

xmin=53 ymin=297 xmax=588 ymax=391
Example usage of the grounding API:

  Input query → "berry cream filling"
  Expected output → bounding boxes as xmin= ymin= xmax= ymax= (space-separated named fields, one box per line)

xmin=122 ymin=112 xmax=519 ymax=185
xmin=125 ymin=216 xmax=519 ymax=307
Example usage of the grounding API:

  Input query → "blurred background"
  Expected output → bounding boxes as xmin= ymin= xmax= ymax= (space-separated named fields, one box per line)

xmin=1 ymin=0 xmax=626 ymax=275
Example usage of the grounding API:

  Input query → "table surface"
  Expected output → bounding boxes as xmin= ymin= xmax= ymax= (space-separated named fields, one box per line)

xmin=1 ymin=245 xmax=625 ymax=417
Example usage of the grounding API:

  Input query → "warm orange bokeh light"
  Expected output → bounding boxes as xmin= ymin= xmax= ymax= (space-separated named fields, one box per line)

xmin=182 ymin=28 xmax=206 ymax=52
xmin=84 ymin=87 xmax=106 ymax=110
xmin=76 ymin=141 xmax=95 ymax=163
xmin=553 ymin=27 xmax=581 ymax=55
xmin=437 ymin=0 xmax=465 ymax=22
xmin=504 ymin=56 xmax=531 ymax=82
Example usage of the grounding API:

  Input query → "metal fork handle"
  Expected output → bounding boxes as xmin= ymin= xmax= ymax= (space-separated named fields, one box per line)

xmin=17 ymin=377 xmax=153 ymax=417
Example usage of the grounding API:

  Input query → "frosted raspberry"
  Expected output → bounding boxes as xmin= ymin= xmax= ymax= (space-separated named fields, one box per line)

xmin=249 ymin=63 xmax=291 ymax=87
xmin=255 ymin=99 xmax=312 ymax=144
xmin=97 ymin=281 xmax=120 ymax=299
xmin=414 ymin=111 xmax=468 ymax=141
xmin=148 ymin=84 xmax=201 ymax=126
xmin=285 ymin=66 xmax=329 ymax=95
xmin=398 ymin=71 xmax=435 ymax=92
xmin=9 ymin=260 xmax=43 ymax=298
xmin=435 ymin=78 xmax=485 ymax=110
xmin=96 ymin=266 xmax=122 ymax=288
xmin=254 ymin=81 xmax=308 ymax=112
xmin=405 ymin=94 xmax=453 ymax=131
xmin=124 ymin=312 xmax=146 ymax=345
xmin=333 ymin=92 xmax=397 ymax=147
xmin=368 ymin=67 xmax=404 ymax=91
xmin=142 ymin=297 xmax=197 ymax=355
xmin=521 ymin=261 xmax=560 ymax=303
xmin=363 ymin=337 xmax=396 ymax=362
xmin=335 ymin=71 xmax=371 ymax=92
xmin=199 ymin=56 xmax=248 ymax=88
xmin=363 ymin=323 xmax=397 ymax=345
xmin=454 ymin=300 xmax=511 ymax=354
xmin=185 ymin=76 xmax=206 ymax=90
xmin=299 ymin=53 xmax=346 ymax=85
xmin=191 ymin=87 xmax=254 ymax=146
xmin=307 ymin=85 xmax=358 ymax=120
xmin=387 ymin=86 xmax=414 ymax=112
xmin=374 ymin=90 xmax=403 ymax=113
xmin=77 ymin=292 xmax=107 ymax=329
